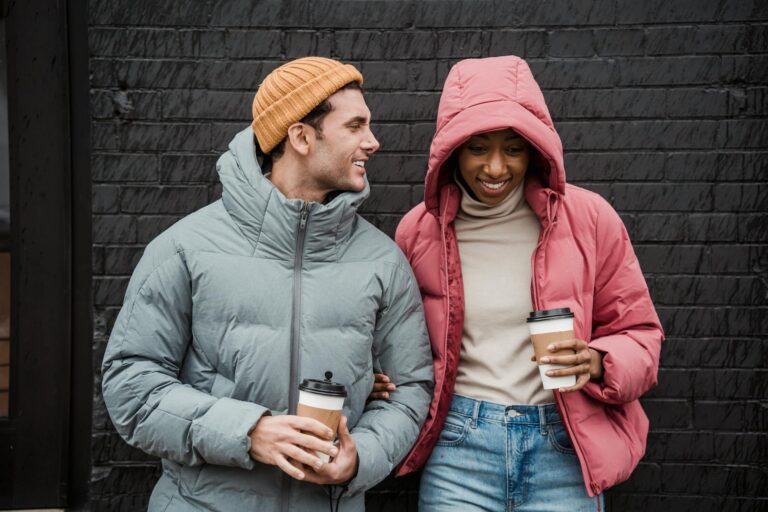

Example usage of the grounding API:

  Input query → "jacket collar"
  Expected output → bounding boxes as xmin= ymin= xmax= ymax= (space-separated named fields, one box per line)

xmin=437 ymin=176 xmax=558 ymax=231
xmin=218 ymin=127 xmax=369 ymax=261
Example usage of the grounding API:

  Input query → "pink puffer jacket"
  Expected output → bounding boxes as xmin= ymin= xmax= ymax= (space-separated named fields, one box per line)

xmin=394 ymin=56 xmax=664 ymax=496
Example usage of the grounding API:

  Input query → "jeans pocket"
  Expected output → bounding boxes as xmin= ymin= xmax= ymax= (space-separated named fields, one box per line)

xmin=548 ymin=423 xmax=576 ymax=455
xmin=435 ymin=412 xmax=469 ymax=447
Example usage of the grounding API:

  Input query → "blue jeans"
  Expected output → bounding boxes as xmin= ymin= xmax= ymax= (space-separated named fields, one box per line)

xmin=419 ymin=394 xmax=604 ymax=512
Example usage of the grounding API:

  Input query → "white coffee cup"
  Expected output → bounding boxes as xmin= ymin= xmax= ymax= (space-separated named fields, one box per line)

xmin=296 ymin=373 xmax=347 ymax=462
xmin=527 ymin=308 xmax=578 ymax=390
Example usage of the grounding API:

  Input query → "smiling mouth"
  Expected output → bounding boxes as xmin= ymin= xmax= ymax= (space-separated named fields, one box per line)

xmin=479 ymin=179 xmax=510 ymax=191
xmin=353 ymin=160 xmax=365 ymax=169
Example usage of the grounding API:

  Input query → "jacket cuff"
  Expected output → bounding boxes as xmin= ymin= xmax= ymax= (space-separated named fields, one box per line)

xmin=583 ymin=334 xmax=654 ymax=404
xmin=191 ymin=397 xmax=270 ymax=469
xmin=344 ymin=431 xmax=390 ymax=496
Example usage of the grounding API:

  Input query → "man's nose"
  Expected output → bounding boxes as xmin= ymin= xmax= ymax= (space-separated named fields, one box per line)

xmin=363 ymin=127 xmax=380 ymax=154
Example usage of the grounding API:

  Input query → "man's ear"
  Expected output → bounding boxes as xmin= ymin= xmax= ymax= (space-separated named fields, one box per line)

xmin=286 ymin=123 xmax=312 ymax=156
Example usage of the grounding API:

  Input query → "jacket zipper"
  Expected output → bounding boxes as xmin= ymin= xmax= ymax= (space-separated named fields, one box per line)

xmin=530 ymin=194 xmax=601 ymax=498
xmin=289 ymin=202 xmax=309 ymax=415
xmin=441 ymin=205 xmax=452 ymax=382
xmin=282 ymin=202 xmax=310 ymax=512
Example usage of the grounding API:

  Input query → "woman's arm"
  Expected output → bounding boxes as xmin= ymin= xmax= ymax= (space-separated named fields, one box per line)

xmin=582 ymin=202 xmax=664 ymax=405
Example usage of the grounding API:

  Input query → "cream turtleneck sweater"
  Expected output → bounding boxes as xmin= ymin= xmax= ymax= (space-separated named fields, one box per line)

xmin=453 ymin=178 xmax=552 ymax=405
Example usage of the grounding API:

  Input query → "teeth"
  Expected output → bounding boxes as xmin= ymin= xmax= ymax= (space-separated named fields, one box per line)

xmin=481 ymin=180 xmax=508 ymax=190
xmin=353 ymin=161 xmax=365 ymax=168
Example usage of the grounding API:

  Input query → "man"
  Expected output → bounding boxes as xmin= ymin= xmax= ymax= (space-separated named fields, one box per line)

xmin=102 ymin=57 xmax=434 ymax=511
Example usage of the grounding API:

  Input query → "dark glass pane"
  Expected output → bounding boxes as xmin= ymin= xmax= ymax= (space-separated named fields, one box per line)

xmin=0 ymin=15 xmax=8 ymax=236
xmin=0 ymin=16 xmax=9 ymax=417
xmin=0 ymin=252 xmax=7 ymax=417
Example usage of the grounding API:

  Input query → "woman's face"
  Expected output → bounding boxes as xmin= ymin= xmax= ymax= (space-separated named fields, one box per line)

xmin=457 ymin=128 xmax=530 ymax=205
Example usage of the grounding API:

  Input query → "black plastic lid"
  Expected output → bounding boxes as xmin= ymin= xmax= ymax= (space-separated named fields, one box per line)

xmin=299 ymin=371 xmax=347 ymax=397
xmin=526 ymin=308 xmax=574 ymax=322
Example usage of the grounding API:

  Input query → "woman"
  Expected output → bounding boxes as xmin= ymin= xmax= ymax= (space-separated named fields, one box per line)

xmin=371 ymin=56 xmax=663 ymax=511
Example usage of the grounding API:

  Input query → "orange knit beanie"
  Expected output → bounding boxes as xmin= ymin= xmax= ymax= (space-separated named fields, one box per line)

xmin=251 ymin=57 xmax=364 ymax=154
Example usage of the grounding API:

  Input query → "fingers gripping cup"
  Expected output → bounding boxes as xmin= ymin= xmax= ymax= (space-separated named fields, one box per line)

xmin=527 ymin=308 xmax=577 ymax=390
xmin=297 ymin=371 xmax=347 ymax=462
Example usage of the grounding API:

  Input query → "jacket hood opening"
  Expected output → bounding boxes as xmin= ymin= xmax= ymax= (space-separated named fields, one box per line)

xmin=423 ymin=56 xmax=566 ymax=219
xmin=435 ymin=136 xmax=554 ymax=200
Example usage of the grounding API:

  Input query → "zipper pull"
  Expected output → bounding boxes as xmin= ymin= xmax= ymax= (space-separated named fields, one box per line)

xmin=300 ymin=203 xmax=308 ymax=230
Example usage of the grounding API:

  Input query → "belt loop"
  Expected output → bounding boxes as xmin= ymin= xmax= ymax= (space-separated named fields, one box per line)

xmin=470 ymin=399 xmax=481 ymax=429
xmin=538 ymin=405 xmax=547 ymax=435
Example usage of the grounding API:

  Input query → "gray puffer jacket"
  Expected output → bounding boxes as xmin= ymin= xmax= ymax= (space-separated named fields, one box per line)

xmin=101 ymin=127 xmax=434 ymax=511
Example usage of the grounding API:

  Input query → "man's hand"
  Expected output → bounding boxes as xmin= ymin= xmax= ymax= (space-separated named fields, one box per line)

xmin=368 ymin=373 xmax=396 ymax=401
xmin=531 ymin=339 xmax=604 ymax=393
xmin=248 ymin=415 xmax=338 ymax=481
xmin=302 ymin=416 xmax=358 ymax=485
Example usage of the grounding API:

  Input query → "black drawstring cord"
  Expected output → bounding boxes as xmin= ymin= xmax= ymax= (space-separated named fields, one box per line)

xmin=335 ymin=485 xmax=349 ymax=512
xmin=326 ymin=484 xmax=349 ymax=512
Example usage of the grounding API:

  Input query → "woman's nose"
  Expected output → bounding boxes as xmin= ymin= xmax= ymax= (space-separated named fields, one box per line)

xmin=485 ymin=152 xmax=506 ymax=177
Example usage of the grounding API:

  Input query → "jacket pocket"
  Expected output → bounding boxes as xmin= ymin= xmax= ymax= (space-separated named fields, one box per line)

xmin=178 ymin=464 xmax=203 ymax=495
xmin=161 ymin=496 xmax=186 ymax=512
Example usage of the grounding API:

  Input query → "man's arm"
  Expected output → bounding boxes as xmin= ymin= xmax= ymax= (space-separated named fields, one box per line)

xmin=102 ymin=240 xmax=335 ymax=472
xmin=102 ymin=243 xmax=270 ymax=468
xmin=344 ymin=262 xmax=434 ymax=495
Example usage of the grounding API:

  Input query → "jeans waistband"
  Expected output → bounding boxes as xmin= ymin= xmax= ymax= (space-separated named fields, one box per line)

xmin=448 ymin=394 xmax=562 ymax=426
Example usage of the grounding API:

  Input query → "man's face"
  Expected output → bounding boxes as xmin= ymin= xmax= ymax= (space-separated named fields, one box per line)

xmin=304 ymin=88 xmax=380 ymax=196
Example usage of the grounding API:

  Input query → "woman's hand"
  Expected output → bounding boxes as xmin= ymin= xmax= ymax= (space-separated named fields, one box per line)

xmin=368 ymin=373 xmax=396 ymax=401
xmin=534 ymin=339 xmax=604 ymax=393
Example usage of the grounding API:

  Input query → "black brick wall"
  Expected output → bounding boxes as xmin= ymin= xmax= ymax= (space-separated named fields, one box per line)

xmin=88 ymin=1 xmax=768 ymax=510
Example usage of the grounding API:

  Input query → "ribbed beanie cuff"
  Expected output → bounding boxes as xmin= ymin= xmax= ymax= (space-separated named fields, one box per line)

xmin=251 ymin=57 xmax=364 ymax=153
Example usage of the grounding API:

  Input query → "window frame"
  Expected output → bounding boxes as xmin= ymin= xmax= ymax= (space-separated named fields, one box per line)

xmin=0 ymin=0 xmax=91 ymax=508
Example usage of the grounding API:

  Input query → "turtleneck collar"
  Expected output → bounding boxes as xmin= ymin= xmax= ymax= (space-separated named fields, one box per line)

xmin=217 ymin=127 xmax=369 ymax=262
xmin=455 ymin=172 xmax=526 ymax=220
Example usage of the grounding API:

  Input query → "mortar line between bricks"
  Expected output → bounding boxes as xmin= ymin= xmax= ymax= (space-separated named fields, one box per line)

xmin=97 ymin=117 xmax=766 ymax=123
xmin=88 ymin=20 xmax=768 ymax=29
xmin=89 ymin=53 xmax=767 ymax=61
xmin=89 ymin=82 xmax=768 ymax=90
xmin=643 ymin=271 xmax=768 ymax=278
xmin=87 ymin=56 xmax=763 ymax=63
xmin=91 ymin=85 xmax=768 ymax=92
xmin=690 ymin=399 xmax=768 ymax=404
xmin=608 ymin=493 xmax=768 ymax=497
xmin=88 ymin=21 xmax=768 ymax=28
xmin=657 ymin=337 xmax=767 ymax=341
xmin=641 ymin=464 xmax=768 ymax=469
xmin=649 ymin=429 xmax=767 ymax=435
xmin=93 ymin=461 xmax=161 ymax=467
